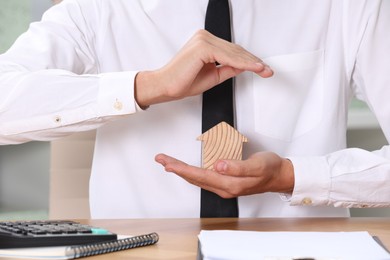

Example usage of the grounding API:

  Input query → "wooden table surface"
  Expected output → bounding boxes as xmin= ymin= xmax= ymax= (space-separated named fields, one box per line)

xmin=77 ymin=218 xmax=390 ymax=259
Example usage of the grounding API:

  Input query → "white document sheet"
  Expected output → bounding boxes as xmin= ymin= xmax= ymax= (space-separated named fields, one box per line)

xmin=198 ymin=230 xmax=390 ymax=260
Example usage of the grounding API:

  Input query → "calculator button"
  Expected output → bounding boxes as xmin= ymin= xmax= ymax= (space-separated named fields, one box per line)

xmin=91 ymin=228 xmax=110 ymax=235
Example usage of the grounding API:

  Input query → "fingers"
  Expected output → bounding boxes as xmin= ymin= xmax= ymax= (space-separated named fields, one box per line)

xmin=155 ymin=153 xmax=240 ymax=198
xmin=155 ymin=153 xmax=216 ymax=184
xmin=199 ymin=30 xmax=273 ymax=78
xmin=189 ymin=30 xmax=273 ymax=79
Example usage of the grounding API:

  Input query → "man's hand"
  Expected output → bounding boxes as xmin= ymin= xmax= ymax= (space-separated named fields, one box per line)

xmin=155 ymin=152 xmax=294 ymax=198
xmin=135 ymin=29 xmax=273 ymax=108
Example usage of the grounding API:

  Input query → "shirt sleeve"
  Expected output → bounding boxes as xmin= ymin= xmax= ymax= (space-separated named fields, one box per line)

xmin=0 ymin=0 xmax=140 ymax=144
xmin=288 ymin=0 xmax=390 ymax=208
xmin=289 ymin=148 xmax=390 ymax=208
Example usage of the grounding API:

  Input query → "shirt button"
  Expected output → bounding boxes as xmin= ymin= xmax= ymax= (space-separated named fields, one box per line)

xmin=114 ymin=100 xmax=123 ymax=111
xmin=54 ymin=116 xmax=61 ymax=123
xmin=302 ymin=197 xmax=312 ymax=205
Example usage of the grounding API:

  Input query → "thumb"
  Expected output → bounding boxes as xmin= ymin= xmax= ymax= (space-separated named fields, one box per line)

xmin=214 ymin=159 xmax=249 ymax=177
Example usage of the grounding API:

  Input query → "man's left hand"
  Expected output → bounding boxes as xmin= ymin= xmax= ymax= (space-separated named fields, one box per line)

xmin=155 ymin=152 xmax=295 ymax=198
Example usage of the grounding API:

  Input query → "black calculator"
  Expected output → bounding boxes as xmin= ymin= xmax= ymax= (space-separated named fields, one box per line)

xmin=0 ymin=220 xmax=117 ymax=248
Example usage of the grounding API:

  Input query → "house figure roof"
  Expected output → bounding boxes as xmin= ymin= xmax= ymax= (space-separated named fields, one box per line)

xmin=197 ymin=121 xmax=248 ymax=170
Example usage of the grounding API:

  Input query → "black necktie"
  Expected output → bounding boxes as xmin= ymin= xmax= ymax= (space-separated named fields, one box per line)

xmin=200 ymin=0 xmax=238 ymax=218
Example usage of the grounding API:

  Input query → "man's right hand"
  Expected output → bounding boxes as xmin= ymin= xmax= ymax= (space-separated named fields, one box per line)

xmin=134 ymin=29 xmax=273 ymax=108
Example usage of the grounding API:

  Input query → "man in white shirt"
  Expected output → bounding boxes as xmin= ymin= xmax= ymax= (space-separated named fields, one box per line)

xmin=0 ymin=0 xmax=389 ymax=218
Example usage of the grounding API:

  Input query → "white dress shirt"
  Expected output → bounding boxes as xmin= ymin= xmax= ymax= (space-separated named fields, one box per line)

xmin=1 ymin=0 xmax=390 ymax=218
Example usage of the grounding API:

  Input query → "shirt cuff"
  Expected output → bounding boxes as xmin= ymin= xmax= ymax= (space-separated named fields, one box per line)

xmin=287 ymin=155 xmax=331 ymax=206
xmin=98 ymin=71 xmax=141 ymax=116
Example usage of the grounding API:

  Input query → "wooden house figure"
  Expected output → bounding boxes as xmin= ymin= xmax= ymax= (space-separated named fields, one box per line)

xmin=197 ymin=121 xmax=248 ymax=170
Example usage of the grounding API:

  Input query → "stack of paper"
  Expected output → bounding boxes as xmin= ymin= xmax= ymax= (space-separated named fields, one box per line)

xmin=197 ymin=230 xmax=390 ymax=260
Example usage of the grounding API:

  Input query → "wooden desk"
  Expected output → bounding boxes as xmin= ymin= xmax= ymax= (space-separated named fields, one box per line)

xmin=81 ymin=218 xmax=390 ymax=259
